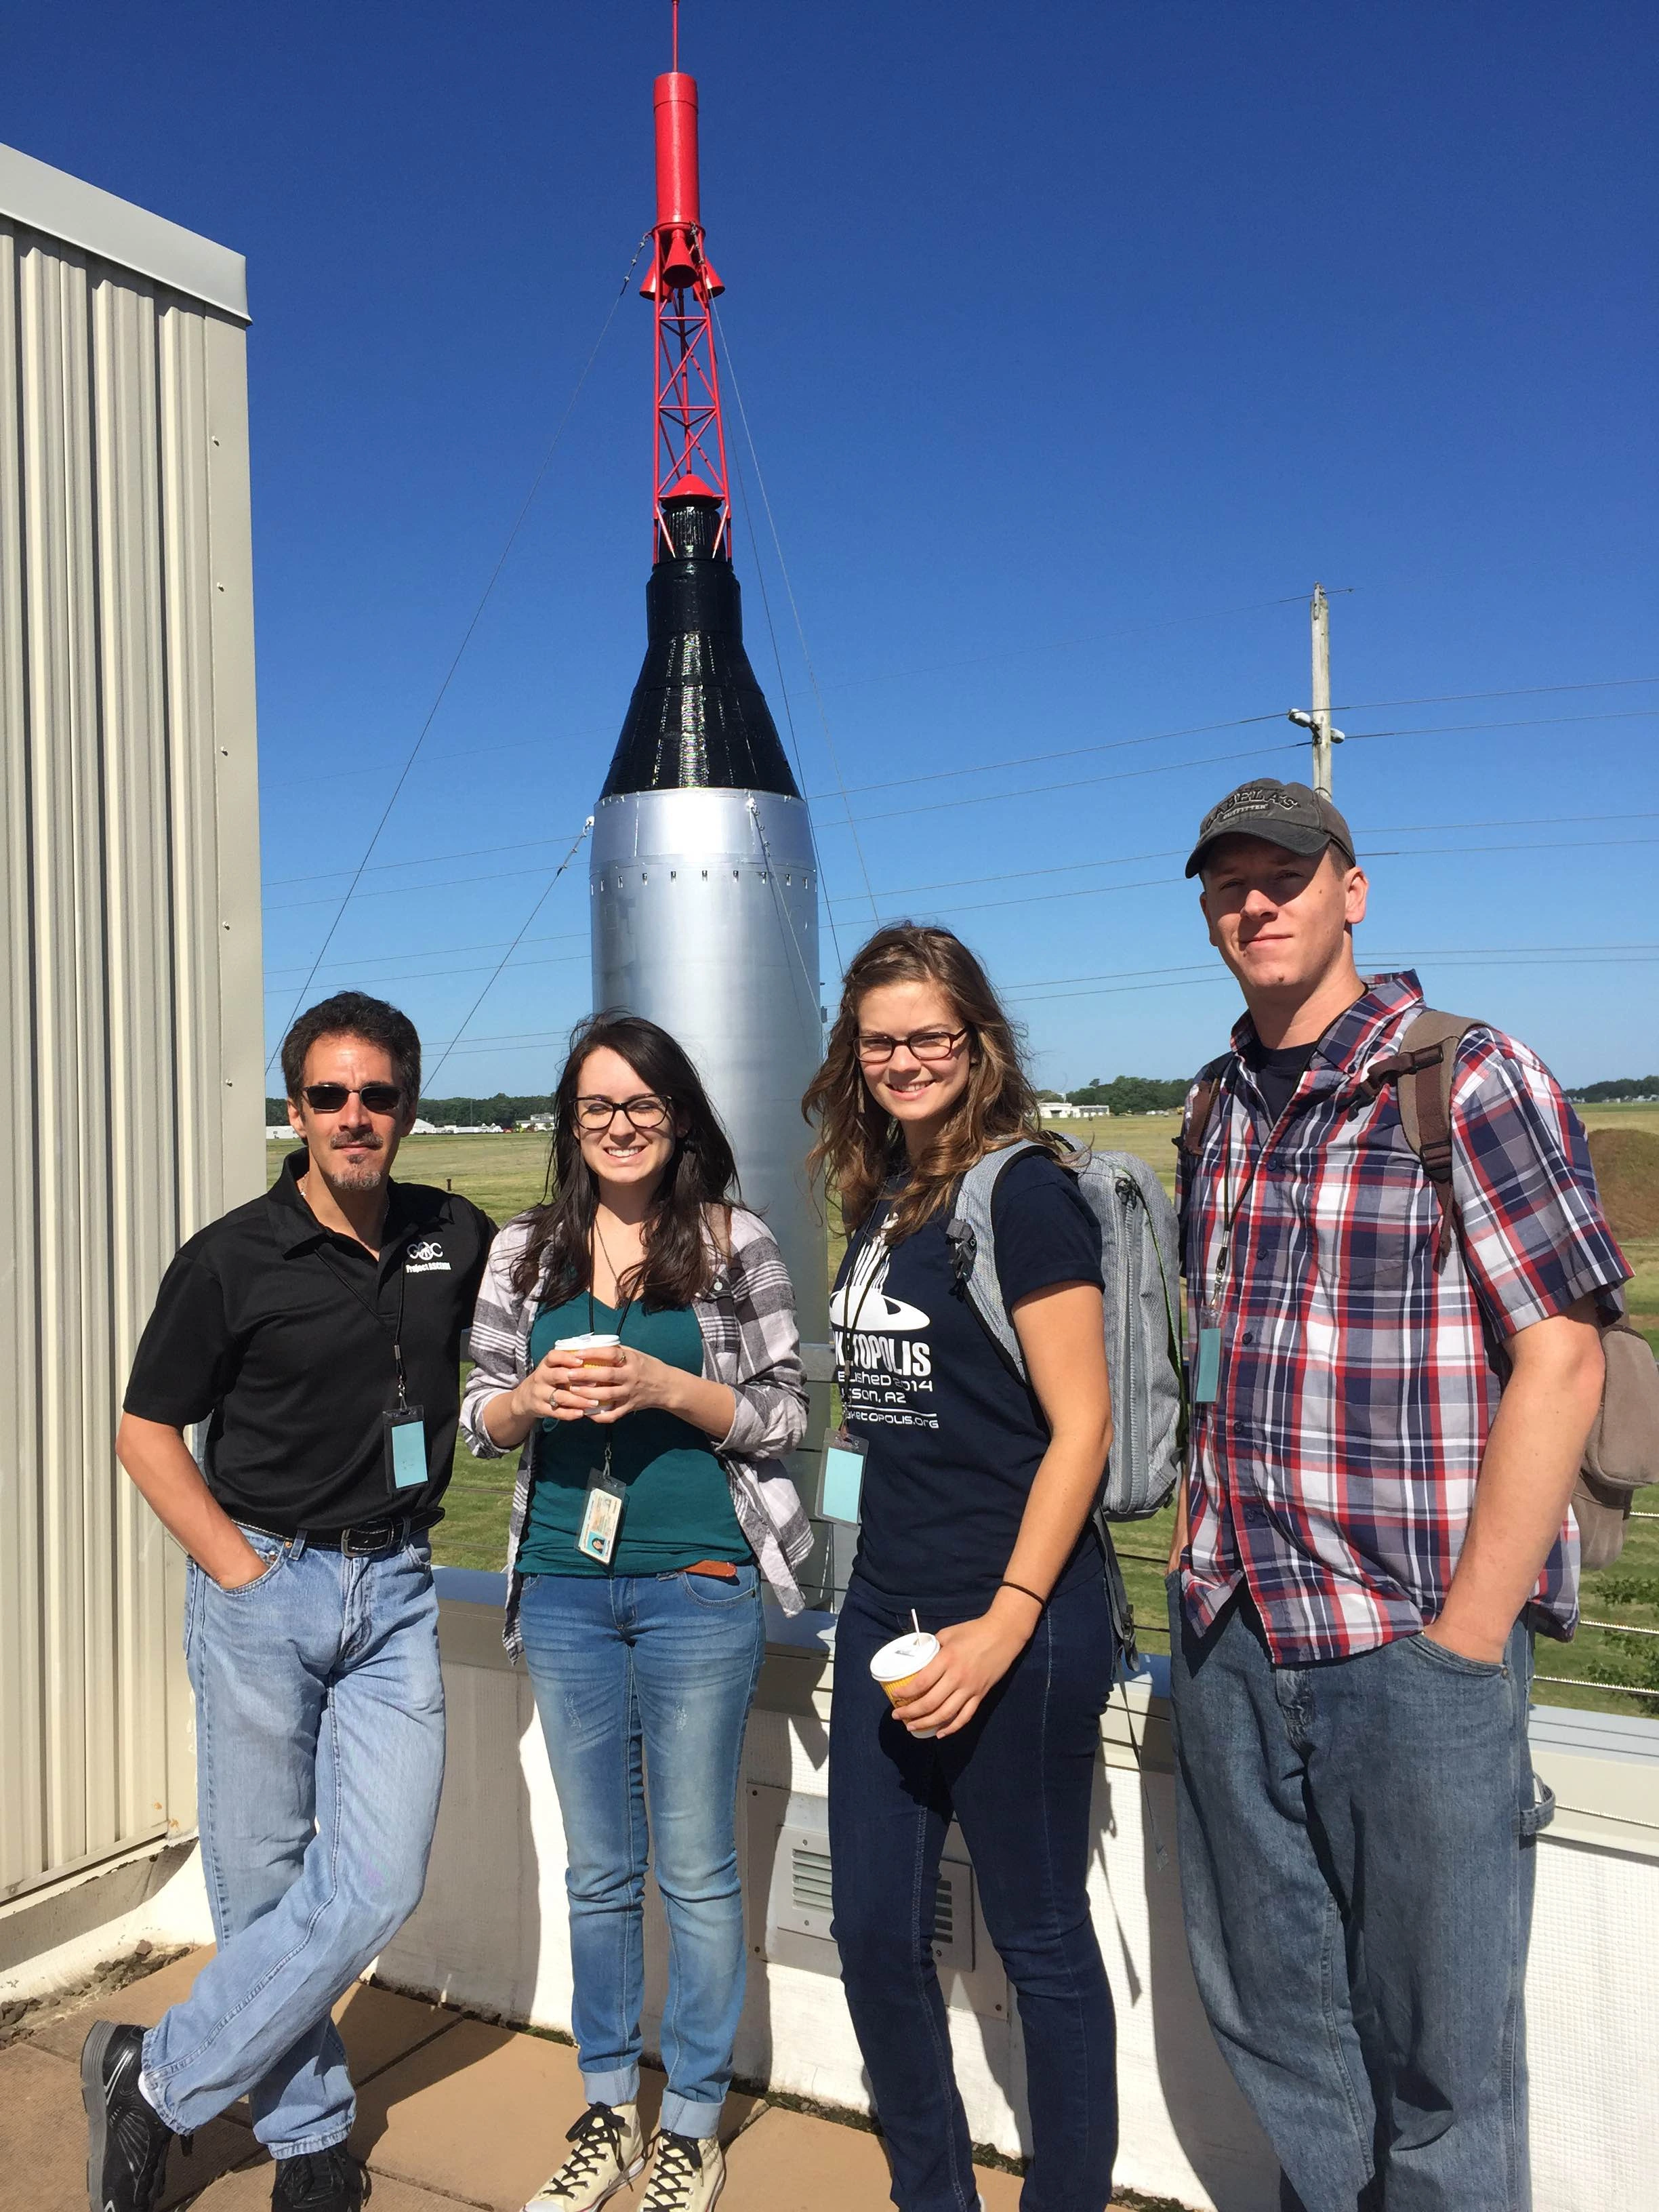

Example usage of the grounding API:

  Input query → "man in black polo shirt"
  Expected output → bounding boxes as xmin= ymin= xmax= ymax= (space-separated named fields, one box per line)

xmin=82 ymin=993 xmax=493 ymax=2212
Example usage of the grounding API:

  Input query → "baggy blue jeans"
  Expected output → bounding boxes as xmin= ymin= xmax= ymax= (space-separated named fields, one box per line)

xmin=140 ymin=1529 xmax=445 ymax=2156
xmin=1166 ymin=1579 xmax=1549 ymax=2212
xmin=517 ymin=1565 xmax=766 ymax=2139
xmin=829 ymin=1572 xmax=1119 ymax=2212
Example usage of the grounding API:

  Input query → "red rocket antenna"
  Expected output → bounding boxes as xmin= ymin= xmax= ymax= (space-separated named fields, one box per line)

xmin=642 ymin=2 xmax=731 ymax=559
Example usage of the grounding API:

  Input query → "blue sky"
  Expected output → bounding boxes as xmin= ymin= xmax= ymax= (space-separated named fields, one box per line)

xmin=13 ymin=1 xmax=1656 ymax=1097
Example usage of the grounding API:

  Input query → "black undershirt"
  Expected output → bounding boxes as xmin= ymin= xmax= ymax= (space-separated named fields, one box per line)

xmin=1242 ymin=1037 xmax=1317 ymax=1126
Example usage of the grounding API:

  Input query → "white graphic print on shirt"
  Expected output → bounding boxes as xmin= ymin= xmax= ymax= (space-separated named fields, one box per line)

xmin=832 ymin=1233 xmax=938 ymax=1429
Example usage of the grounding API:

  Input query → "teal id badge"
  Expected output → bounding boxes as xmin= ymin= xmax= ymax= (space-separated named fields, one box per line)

xmin=1193 ymin=1325 xmax=1222 ymax=1406
xmin=818 ymin=1427 xmax=867 ymax=1524
xmin=385 ymin=1406 xmax=427 ymax=1490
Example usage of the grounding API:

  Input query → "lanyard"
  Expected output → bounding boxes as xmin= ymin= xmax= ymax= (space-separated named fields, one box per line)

xmin=833 ymin=1205 xmax=890 ymax=1395
xmin=589 ymin=1218 xmax=638 ymax=1345
xmin=1206 ymin=1067 xmax=1273 ymax=1315
xmin=314 ymin=1243 xmax=410 ymax=1410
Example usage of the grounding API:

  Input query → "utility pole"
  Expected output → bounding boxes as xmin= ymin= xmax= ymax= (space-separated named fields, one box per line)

xmin=1287 ymin=581 xmax=1345 ymax=796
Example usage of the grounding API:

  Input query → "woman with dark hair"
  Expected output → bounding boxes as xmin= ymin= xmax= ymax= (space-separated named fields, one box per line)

xmin=460 ymin=1012 xmax=811 ymax=2212
xmin=805 ymin=924 xmax=1119 ymax=2212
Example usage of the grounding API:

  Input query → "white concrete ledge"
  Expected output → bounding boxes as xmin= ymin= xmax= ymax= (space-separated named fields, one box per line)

xmin=418 ymin=1570 xmax=1658 ymax=2210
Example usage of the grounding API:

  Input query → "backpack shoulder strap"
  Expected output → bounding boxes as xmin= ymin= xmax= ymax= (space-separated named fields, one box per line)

xmin=944 ymin=1139 xmax=1044 ymax=1382
xmin=1178 ymin=1054 xmax=1233 ymax=1159
xmin=1365 ymin=1008 xmax=1480 ymax=1267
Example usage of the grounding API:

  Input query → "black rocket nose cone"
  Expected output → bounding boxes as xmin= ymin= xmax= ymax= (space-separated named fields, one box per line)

xmin=599 ymin=493 xmax=800 ymax=799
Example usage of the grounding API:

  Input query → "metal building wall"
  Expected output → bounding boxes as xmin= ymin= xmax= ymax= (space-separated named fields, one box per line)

xmin=0 ymin=148 xmax=262 ymax=1907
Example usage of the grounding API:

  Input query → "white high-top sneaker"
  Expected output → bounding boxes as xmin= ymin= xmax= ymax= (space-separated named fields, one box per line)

xmin=523 ymin=2102 xmax=645 ymax=2211
xmin=639 ymin=2130 xmax=725 ymax=2212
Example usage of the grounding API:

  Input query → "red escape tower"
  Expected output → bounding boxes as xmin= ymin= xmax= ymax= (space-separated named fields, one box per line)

xmin=642 ymin=1 xmax=730 ymax=556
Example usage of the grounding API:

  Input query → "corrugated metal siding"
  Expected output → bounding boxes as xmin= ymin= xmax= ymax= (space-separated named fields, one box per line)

xmin=0 ymin=215 xmax=262 ymax=1904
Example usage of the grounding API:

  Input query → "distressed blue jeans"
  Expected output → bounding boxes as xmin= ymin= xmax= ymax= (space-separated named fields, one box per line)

xmin=141 ymin=1529 xmax=445 ymax=2155
xmin=1166 ymin=1579 xmax=1550 ymax=2212
xmin=518 ymin=1565 xmax=766 ymax=2139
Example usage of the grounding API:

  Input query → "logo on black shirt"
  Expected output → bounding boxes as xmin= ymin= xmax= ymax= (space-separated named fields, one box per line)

xmin=405 ymin=1237 xmax=451 ymax=1274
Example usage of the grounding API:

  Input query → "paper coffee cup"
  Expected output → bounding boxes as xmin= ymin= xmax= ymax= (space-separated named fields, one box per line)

xmin=556 ymin=1332 xmax=623 ymax=1367
xmin=870 ymin=1631 xmax=941 ymax=1734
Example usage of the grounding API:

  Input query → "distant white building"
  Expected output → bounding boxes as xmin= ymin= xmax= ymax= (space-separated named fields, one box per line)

xmin=1040 ymin=1101 xmax=1107 ymax=1119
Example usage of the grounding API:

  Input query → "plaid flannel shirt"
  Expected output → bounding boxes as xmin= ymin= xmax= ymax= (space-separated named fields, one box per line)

xmin=461 ymin=1204 xmax=813 ymax=1657
xmin=1175 ymin=971 xmax=1629 ymax=1666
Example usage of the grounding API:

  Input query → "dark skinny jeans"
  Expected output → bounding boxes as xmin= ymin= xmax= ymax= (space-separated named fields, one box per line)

xmin=829 ymin=1570 xmax=1118 ymax=2212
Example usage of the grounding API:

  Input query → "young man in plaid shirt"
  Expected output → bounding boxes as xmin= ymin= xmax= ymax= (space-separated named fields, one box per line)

xmin=1167 ymin=779 xmax=1626 ymax=2212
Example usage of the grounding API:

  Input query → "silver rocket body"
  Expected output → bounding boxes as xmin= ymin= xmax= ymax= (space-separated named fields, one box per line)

xmin=590 ymin=785 xmax=828 ymax=1349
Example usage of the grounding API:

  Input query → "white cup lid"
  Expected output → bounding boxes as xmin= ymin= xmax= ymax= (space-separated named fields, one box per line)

xmin=869 ymin=1631 xmax=940 ymax=1681
xmin=555 ymin=1332 xmax=622 ymax=1349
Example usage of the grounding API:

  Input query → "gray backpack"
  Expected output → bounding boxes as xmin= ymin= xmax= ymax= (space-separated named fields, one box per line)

xmin=944 ymin=1138 xmax=1185 ymax=1521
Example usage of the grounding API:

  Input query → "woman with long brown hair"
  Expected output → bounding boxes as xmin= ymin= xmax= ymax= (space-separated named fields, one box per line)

xmin=805 ymin=925 xmax=1118 ymax=2212
xmin=460 ymin=1013 xmax=811 ymax=2212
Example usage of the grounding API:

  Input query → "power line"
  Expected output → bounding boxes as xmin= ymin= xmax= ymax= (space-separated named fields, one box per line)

xmin=264 ymin=230 xmax=650 ymax=1065
xmin=818 ymin=710 xmax=1659 ymax=830
xmin=261 ymin=737 xmax=1659 ymax=914
xmin=1004 ymin=944 xmax=1659 ymax=1009
xmin=826 ymin=811 xmax=1659 ymax=907
xmin=805 ymin=710 xmax=1284 ymax=803
xmin=261 ymin=929 xmax=588 ymax=988
xmin=261 ymin=812 xmax=1659 ymax=985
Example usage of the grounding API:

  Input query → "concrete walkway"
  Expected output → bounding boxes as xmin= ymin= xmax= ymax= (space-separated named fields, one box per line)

xmin=7 ymin=1950 xmax=1031 ymax=2210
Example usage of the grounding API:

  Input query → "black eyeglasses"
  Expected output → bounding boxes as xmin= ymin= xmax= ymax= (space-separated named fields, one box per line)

xmin=855 ymin=1026 xmax=968 ymax=1065
xmin=301 ymin=1083 xmax=405 ymax=1115
xmin=574 ymin=1093 xmax=672 ymax=1134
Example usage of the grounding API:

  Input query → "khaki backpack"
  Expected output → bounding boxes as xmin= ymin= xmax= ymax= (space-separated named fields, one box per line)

xmin=1182 ymin=1009 xmax=1659 ymax=1568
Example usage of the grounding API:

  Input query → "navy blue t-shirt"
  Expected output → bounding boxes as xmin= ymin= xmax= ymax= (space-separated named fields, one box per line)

xmin=831 ymin=1147 xmax=1105 ymax=1608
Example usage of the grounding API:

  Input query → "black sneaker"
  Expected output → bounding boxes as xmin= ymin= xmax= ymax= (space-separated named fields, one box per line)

xmin=81 ymin=2022 xmax=176 ymax=2212
xmin=272 ymin=2145 xmax=367 ymax=2211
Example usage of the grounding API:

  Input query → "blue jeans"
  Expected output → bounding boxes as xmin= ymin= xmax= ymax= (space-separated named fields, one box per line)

xmin=1166 ymin=1580 xmax=1549 ymax=2212
xmin=142 ymin=1529 xmax=445 ymax=2155
xmin=518 ymin=1565 xmax=766 ymax=2138
xmin=829 ymin=1573 xmax=1118 ymax=2212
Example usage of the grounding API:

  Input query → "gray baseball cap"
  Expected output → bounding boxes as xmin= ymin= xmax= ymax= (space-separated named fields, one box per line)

xmin=1185 ymin=778 xmax=1357 ymax=880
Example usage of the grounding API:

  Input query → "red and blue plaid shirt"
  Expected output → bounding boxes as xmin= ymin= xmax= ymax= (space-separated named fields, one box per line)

xmin=1175 ymin=972 xmax=1629 ymax=1665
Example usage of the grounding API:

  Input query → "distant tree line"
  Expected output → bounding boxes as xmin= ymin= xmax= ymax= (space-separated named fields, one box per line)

xmin=1063 ymin=1076 xmax=1192 ymax=1113
xmin=265 ymin=1092 xmax=553 ymax=1126
xmin=1565 ymin=1078 xmax=1659 ymax=1104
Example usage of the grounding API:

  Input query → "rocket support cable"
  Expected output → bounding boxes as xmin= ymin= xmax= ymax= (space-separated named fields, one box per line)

xmin=746 ymin=797 xmax=827 ymax=1052
xmin=265 ymin=228 xmax=652 ymax=1071
xmin=421 ymin=817 xmax=594 ymax=1092
xmin=712 ymin=300 xmax=880 ymax=925
xmin=728 ymin=426 xmax=845 ymax=968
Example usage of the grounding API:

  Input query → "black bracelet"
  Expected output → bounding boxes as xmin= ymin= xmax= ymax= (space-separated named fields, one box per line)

xmin=998 ymin=1578 xmax=1047 ymax=1609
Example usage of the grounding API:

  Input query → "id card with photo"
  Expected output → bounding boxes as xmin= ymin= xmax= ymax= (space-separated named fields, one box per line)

xmin=577 ymin=1475 xmax=628 ymax=1565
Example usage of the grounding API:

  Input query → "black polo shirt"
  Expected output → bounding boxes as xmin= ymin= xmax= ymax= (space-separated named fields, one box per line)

xmin=123 ymin=1151 xmax=495 ymax=1533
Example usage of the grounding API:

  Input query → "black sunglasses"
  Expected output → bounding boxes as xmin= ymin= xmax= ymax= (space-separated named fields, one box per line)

xmin=300 ymin=1083 xmax=404 ymax=1115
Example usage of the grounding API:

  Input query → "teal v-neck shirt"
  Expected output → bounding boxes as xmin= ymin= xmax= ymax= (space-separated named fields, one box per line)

xmin=516 ymin=1293 xmax=751 ymax=1577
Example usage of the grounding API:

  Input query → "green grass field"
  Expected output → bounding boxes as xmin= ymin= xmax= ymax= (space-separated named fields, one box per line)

xmin=269 ymin=1105 xmax=1659 ymax=1717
